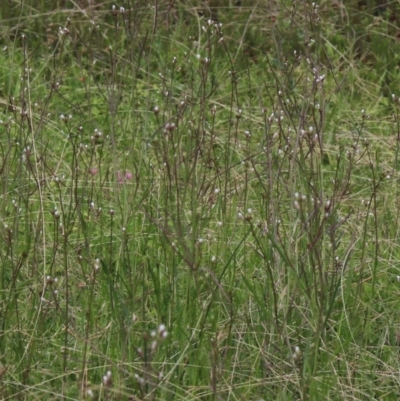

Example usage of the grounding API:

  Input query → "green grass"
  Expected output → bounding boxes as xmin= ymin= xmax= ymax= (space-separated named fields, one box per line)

xmin=1 ymin=0 xmax=400 ymax=400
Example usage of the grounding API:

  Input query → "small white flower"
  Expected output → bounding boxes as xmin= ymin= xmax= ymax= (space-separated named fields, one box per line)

xmin=292 ymin=345 xmax=301 ymax=360
xmin=135 ymin=374 xmax=145 ymax=385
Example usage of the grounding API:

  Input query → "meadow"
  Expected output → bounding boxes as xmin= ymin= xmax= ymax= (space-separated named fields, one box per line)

xmin=1 ymin=0 xmax=400 ymax=399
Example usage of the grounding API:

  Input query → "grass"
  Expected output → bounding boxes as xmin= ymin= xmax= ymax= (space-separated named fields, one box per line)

xmin=1 ymin=0 xmax=400 ymax=399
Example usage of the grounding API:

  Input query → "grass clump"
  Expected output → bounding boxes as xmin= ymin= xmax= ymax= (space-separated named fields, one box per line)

xmin=1 ymin=0 xmax=400 ymax=400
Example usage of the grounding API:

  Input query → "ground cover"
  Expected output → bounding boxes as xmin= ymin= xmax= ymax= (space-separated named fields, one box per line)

xmin=1 ymin=1 xmax=400 ymax=399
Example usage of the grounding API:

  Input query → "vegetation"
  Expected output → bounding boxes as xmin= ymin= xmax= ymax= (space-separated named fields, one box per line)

xmin=1 ymin=0 xmax=400 ymax=399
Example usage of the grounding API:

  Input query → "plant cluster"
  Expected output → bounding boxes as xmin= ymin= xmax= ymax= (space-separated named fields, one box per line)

xmin=1 ymin=0 xmax=400 ymax=400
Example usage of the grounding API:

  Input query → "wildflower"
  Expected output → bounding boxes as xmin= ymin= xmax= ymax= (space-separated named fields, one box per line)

xmin=117 ymin=170 xmax=132 ymax=184
xmin=292 ymin=346 xmax=302 ymax=361
xmin=103 ymin=371 xmax=112 ymax=387
xmin=59 ymin=27 xmax=70 ymax=35
xmin=46 ymin=276 xmax=57 ymax=285
xmin=165 ymin=122 xmax=175 ymax=131
xmin=89 ymin=167 xmax=98 ymax=176
xmin=158 ymin=324 xmax=168 ymax=339
xmin=134 ymin=373 xmax=145 ymax=385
